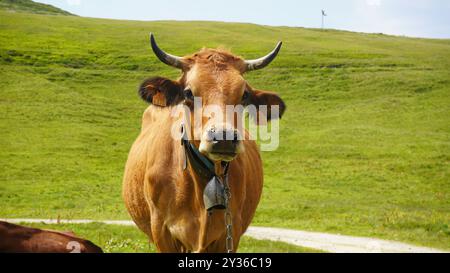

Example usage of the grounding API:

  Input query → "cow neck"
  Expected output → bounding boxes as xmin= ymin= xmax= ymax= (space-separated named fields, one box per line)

xmin=181 ymin=123 xmax=216 ymax=181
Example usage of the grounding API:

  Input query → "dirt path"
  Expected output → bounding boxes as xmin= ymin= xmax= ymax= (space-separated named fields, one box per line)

xmin=245 ymin=226 xmax=445 ymax=253
xmin=1 ymin=218 xmax=446 ymax=253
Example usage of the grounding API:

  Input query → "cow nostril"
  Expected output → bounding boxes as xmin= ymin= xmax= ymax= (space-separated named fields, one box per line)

xmin=208 ymin=129 xmax=240 ymax=145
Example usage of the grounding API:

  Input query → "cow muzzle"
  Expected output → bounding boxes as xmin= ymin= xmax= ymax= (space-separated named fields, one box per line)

xmin=199 ymin=124 xmax=244 ymax=162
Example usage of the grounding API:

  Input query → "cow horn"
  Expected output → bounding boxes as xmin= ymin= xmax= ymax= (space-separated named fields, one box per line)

xmin=244 ymin=41 xmax=282 ymax=71
xmin=150 ymin=33 xmax=184 ymax=69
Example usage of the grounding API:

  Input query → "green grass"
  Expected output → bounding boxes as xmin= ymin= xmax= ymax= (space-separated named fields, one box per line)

xmin=19 ymin=222 xmax=318 ymax=253
xmin=0 ymin=6 xmax=449 ymax=251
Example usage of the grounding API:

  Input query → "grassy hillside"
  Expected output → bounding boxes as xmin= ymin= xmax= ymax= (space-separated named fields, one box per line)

xmin=0 ymin=0 xmax=73 ymax=15
xmin=0 ymin=9 xmax=449 ymax=250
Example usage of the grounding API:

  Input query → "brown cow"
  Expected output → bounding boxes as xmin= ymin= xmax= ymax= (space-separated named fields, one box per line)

xmin=122 ymin=34 xmax=285 ymax=252
xmin=0 ymin=221 xmax=103 ymax=253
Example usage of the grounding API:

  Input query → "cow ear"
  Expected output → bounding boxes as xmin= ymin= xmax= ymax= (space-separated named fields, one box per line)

xmin=139 ymin=77 xmax=184 ymax=107
xmin=247 ymin=88 xmax=286 ymax=124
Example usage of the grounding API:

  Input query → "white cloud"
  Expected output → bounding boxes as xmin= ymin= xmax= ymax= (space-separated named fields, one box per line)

xmin=67 ymin=0 xmax=81 ymax=6
xmin=366 ymin=0 xmax=381 ymax=6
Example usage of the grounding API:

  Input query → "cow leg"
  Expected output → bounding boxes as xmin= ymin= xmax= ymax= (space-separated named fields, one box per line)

xmin=206 ymin=222 xmax=243 ymax=253
xmin=153 ymin=231 xmax=183 ymax=253
xmin=150 ymin=219 xmax=183 ymax=253
xmin=131 ymin=216 xmax=153 ymax=243
xmin=203 ymin=237 xmax=226 ymax=253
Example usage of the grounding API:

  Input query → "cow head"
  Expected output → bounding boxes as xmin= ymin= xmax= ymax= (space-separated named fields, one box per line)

xmin=139 ymin=34 xmax=285 ymax=162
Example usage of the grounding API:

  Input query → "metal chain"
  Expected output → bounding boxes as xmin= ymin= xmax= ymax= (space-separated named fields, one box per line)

xmin=223 ymin=164 xmax=233 ymax=253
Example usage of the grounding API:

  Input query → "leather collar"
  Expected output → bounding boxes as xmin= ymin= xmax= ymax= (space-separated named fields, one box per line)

xmin=181 ymin=124 xmax=216 ymax=180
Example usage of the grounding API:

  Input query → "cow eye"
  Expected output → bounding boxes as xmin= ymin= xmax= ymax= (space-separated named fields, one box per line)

xmin=184 ymin=89 xmax=194 ymax=100
xmin=242 ymin=90 xmax=250 ymax=101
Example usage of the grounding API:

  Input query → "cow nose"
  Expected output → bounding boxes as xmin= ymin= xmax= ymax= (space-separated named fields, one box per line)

xmin=208 ymin=128 xmax=240 ymax=154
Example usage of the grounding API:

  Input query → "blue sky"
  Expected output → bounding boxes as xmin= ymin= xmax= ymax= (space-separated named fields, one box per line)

xmin=35 ymin=0 xmax=449 ymax=38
